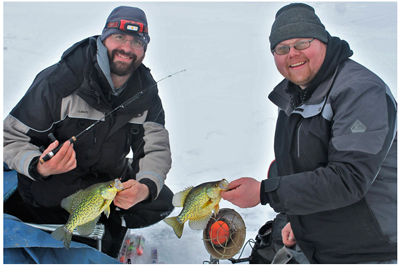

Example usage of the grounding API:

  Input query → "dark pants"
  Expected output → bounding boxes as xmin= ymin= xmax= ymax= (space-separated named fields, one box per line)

xmin=10 ymin=184 xmax=174 ymax=257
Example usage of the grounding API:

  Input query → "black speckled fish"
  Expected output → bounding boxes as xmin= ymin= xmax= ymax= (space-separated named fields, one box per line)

xmin=51 ymin=179 xmax=124 ymax=249
xmin=164 ymin=179 xmax=229 ymax=238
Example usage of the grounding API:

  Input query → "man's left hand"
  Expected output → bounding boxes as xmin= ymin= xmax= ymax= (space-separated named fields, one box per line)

xmin=113 ymin=179 xmax=149 ymax=209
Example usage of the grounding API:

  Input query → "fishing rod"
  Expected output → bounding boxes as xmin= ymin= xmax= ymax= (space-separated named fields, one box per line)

xmin=39 ymin=69 xmax=186 ymax=164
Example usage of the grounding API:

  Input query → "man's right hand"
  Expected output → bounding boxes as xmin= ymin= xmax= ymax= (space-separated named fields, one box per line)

xmin=37 ymin=140 xmax=77 ymax=177
xmin=220 ymin=177 xmax=261 ymax=208
xmin=282 ymin=222 xmax=296 ymax=247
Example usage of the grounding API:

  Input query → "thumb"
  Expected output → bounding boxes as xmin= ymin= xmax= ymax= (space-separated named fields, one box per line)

xmin=220 ymin=190 xmax=228 ymax=199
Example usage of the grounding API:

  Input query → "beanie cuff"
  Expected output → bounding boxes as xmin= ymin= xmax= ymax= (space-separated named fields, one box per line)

xmin=100 ymin=28 xmax=150 ymax=44
xmin=270 ymin=22 xmax=327 ymax=50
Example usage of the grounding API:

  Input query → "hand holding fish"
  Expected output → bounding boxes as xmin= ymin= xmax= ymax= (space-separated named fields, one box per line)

xmin=37 ymin=140 xmax=77 ymax=177
xmin=114 ymin=179 xmax=150 ymax=209
xmin=220 ymin=177 xmax=261 ymax=208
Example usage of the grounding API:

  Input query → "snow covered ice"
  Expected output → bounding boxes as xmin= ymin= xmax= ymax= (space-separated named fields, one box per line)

xmin=3 ymin=2 xmax=397 ymax=264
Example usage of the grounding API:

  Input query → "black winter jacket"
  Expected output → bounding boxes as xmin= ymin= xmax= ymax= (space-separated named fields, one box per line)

xmin=262 ymin=59 xmax=397 ymax=263
xmin=4 ymin=36 xmax=171 ymax=208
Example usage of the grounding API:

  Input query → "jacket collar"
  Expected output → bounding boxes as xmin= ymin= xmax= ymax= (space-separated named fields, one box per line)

xmin=268 ymin=61 xmax=345 ymax=116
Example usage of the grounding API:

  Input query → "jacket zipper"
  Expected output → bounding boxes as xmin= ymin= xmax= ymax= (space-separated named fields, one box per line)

xmin=297 ymin=120 xmax=304 ymax=157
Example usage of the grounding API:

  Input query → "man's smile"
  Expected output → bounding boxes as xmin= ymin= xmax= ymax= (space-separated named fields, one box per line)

xmin=116 ymin=52 xmax=133 ymax=61
xmin=289 ymin=61 xmax=306 ymax=68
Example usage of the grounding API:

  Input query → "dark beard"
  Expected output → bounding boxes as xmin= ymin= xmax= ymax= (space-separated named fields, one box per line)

xmin=109 ymin=49 xmax=141 ymax=76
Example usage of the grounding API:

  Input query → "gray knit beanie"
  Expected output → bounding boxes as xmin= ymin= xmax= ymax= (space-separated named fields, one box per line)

xmin=269 ymin=3 xmax=328 ymax=50
xmin=101 ymin=6 xmax=150 ymax=45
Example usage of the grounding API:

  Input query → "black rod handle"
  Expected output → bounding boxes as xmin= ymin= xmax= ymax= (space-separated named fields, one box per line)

xmin=39 ymin=136 xmax=76 ymax=164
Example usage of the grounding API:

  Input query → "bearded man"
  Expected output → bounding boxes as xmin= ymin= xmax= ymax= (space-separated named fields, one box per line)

xmin=4 ymin=6 xmax=174 ymax=257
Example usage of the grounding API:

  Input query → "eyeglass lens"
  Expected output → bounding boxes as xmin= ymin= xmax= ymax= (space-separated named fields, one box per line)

xmin=274 ymin=39 xmax=314 ymax=55
xmin=112 ymin=34 xmax=144 ymax=50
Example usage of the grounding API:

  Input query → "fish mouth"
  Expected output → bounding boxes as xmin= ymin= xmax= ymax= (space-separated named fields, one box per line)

xmin=114 ymin=179 xmax=125 ymax=191
xmin=219 ymin=179 xmax=230 ymax=190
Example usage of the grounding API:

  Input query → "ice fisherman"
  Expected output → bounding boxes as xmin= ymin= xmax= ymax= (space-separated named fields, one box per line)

xmin=3 ymin=6 xmax=174 ymax=257
xmin=221 ymin=3 xmax=397 ymax=264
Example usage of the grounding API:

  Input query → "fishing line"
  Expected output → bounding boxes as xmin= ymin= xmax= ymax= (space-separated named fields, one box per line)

xmin=39 ymin=69 xmax=186 ymax=164
xmin=123 ymin=69 xmax=187 ymax=166
xmin=168 ymin=45 xmax=268 ymax=76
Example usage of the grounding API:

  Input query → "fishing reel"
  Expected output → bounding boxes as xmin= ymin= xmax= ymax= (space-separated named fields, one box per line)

xmin=203 ymin=208 xmax=246 ymax=262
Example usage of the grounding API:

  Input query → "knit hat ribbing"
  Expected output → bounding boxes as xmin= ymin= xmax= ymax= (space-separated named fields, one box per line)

xmin=269 ymin=3 xmax=328 ymax=50
xmin=101 ymin=6 xmax=150 ymax=45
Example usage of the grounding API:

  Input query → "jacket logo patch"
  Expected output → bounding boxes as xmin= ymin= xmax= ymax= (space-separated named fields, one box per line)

xmin=77 ymin=110 xmax=89 ymax=114
xmin=351 ymin=120 xmax=366 ymax=133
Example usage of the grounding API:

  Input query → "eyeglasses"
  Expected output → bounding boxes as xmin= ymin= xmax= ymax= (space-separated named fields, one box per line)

xmin=111 ymin=34 xmax=145 ymax=50
xmin=272 ymin=38 xmax=315 ymax=55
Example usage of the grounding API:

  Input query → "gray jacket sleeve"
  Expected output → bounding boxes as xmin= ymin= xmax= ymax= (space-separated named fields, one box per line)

xmin=3 ymin=63 xmax=61 ymax=180
xmin=4 ymin=115 xmax=42 ymax=180
xmin=136 ymin=122 xmax=172 ymax=198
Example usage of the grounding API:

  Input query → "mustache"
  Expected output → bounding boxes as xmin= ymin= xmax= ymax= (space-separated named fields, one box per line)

xmin=109 ymin=49 xmax=141 ymax=76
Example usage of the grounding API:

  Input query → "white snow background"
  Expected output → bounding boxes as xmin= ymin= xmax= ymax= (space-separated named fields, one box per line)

xmin=3 ymin=2 xmax=397 ymax=264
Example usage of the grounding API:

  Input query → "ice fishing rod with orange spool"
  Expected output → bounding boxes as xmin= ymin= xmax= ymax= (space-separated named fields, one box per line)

xmin=39 ymin=69 xmax=186 ymax=164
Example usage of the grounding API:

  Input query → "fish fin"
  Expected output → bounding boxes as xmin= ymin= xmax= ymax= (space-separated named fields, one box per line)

xmin=172 ymin=186 xmax=193 ymax=207
xmin=60 ymin=197 xmax=74 ymax=213
xmin=213 ymin=203 xmax=220 ymax=215
xmin=60 ymin=190 xmax=84 ymax=213
xmin=104 ymin=205 xmax=111 ymax=218
xmin=99 ymin=199 xmax=113 ymax=218
xmin=51 ymin=225 xmax=73 ymax=250
xmin=201 ymin=199 xmax=213 ymax=209
xmin=189 ymin=212 xmax=212 ymax=230
xmin=164 ymin=216 xmax=184 ymax=238
xmin=76 ymin=216 xmax=99 ymax=236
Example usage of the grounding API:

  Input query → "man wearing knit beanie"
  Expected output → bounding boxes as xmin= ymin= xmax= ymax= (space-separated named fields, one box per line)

xmin=269 ymin=3 xmax=327 ymax=51
xmin=101 ymin=6 xmax=150 ymax=45
xmin=4 ymin=6 xmax=174 ymax=258
xmin=100 ymin=6 xmax=151 ymax=89
xmin=222 ymin=3 xmax=397 ymax=264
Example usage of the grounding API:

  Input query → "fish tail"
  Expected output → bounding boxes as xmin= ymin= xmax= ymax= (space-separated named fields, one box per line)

xmin=51 ymin=225 xmax=73 ymax=249
xmin=164 ymin=216 xmax=184 ymax=238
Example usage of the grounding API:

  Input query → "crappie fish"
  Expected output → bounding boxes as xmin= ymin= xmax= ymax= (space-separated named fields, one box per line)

xmin=51 ymin=179 xmax=124 ymax=249
xmin=164 ymin=179 xmax=229 ymax=238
